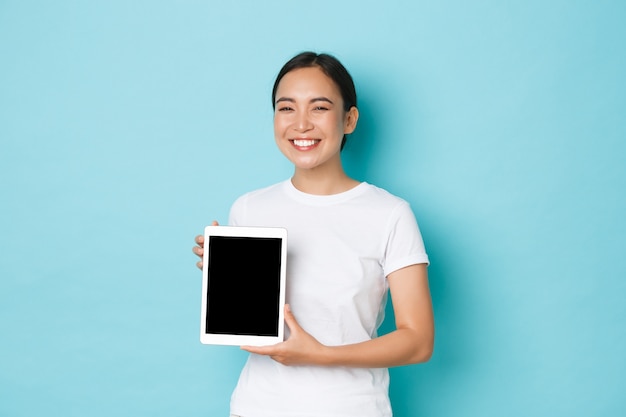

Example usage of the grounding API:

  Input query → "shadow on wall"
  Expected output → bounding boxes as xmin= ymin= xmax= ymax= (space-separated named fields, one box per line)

xmin=341 ymin=68 xmax=491 ymax=416
xmin=385 ymin=223 xmax=460 ymax=417
xmin=341 ymin=90 xmax=379 ymax=182
xmin=385 ymin=201 xmax=498 ymax=416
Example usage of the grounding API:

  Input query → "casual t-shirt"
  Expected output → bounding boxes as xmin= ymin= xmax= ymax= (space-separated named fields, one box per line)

xmin=228 ymin=180 xmax=429 ymax=417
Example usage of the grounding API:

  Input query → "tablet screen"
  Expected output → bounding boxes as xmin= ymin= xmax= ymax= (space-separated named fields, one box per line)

xmin=200 ymin=226 xmax=287 ymax=346
xmin=206 ymin=236 xmax=282 ymax=336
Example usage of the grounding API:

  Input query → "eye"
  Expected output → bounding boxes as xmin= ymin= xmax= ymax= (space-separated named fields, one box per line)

xmin=313 ymin=106 xmax=329 ymax=111
xmin=277 ymin=106 xmax=294 ymax=112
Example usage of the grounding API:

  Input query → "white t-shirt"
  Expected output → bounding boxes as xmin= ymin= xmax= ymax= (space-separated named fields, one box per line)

xmin=228 ymin=180 xmax=429 ymax=417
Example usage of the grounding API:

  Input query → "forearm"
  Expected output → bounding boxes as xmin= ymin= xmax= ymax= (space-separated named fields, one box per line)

xmin=242 ymin=265 xmax=434 ymax=368
xmin=318 ymin=327 xmax=434 ymax=368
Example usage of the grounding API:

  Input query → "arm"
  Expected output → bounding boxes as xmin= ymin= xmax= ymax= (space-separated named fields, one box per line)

xmin=243 ymin=263 xmax=434 ymax=367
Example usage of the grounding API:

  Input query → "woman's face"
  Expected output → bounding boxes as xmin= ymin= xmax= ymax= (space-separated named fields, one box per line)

xmin=273 ymin=66 xmax=357 ymax=173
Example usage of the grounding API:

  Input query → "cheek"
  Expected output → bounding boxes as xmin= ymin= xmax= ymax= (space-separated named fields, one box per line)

xmin=274 ymin=114 xmax=288 ymax=131
xmin=332 ymin=114 xmax=347 ymax=133
xmin=273 ymin=117 xmax=282 ymax=136
xmin=274 ymin=118 xmax=290 ymax=143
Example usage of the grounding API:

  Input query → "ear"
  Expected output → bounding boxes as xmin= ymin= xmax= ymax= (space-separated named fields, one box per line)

xmin=343 ymin=106 xmax=359 ymax=134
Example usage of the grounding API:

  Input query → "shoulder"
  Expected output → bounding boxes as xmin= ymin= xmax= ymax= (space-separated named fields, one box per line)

xmin=229 ymin=180 xmax=289 ymax=225
xmin=358 ymin=183 xmax=411 ymax=211
xmin=354 ymin=183 xmax=422 ymax=231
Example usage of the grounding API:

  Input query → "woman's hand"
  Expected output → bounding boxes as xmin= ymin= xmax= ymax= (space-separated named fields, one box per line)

xmin=241 ymin=304 xmax=329 ymax=366
xmin=192 ymin=220 xmax=218 ymax=270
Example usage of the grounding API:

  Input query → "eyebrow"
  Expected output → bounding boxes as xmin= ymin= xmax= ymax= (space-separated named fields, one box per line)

xmin=275 ymin=97 xmax=335 ymax=105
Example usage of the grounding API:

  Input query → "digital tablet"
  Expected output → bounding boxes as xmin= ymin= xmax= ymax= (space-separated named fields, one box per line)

xmin=200 ymin=225 xmax=287 ymax=346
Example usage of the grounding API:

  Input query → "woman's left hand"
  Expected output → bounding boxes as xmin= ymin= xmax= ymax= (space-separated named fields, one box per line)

xmin=241 ymin=304 xmax=328 ymax=366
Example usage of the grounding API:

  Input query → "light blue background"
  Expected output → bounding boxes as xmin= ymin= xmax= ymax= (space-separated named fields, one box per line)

xmin=1 ymin=1 xmax=624 ymax=416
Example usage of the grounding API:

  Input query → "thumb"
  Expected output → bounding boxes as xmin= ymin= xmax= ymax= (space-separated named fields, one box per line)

xmin=283 ymin=304 xmax=301 ymax=333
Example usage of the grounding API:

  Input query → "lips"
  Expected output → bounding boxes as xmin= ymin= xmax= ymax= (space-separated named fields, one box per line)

xmin=290 ymin=138 xmax=320 ymax=149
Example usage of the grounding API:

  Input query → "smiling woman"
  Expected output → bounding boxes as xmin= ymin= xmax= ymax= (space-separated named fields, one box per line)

xmin=193 ymin=51 xmax=434 ymax=417
xmin=272 ymin=66 xmax=359 ymax=193
xmin=271 ymin=52 xmax=358 ymax=149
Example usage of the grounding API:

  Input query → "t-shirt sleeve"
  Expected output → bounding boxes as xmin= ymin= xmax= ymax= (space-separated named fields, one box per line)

xmin=382 ymin=201 xmax=429 ymax=277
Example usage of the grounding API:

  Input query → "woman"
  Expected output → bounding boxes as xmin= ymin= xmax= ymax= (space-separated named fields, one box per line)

xmin=193 ymin=51 xmax=434 ymax=417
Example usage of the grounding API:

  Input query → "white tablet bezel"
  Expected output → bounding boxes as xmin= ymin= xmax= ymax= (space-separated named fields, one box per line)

xmin=200 ymin=225 xmax=287 ymax=346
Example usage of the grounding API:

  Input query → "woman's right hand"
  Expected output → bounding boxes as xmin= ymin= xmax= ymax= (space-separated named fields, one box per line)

xmin=193 ymin=220 xmax=218 ymax=270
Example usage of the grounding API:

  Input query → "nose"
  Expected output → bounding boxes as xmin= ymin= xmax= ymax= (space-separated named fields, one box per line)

xmin=294 ymin=112 xmax=313 ymax=132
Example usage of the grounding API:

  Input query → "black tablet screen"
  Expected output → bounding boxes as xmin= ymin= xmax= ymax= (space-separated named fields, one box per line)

xmin=205 ymin=236 xmax=283 ymax=336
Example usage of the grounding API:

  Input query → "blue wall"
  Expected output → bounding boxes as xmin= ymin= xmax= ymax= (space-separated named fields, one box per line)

xmin=1 ymin=1 xmax=624 ymax=416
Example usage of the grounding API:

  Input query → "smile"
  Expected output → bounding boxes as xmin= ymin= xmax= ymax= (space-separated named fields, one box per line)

xmin=291 ymin=139 xmax=320 ymax=147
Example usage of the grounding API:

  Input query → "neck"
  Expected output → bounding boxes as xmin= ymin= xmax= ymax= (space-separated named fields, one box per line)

xmin=291 ymin=167 xmax=360 ymax=195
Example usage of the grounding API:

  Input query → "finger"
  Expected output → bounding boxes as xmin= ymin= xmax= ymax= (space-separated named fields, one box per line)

xmin=196 ymin=260 xmax=203 ymax=270
xmin=196 ymin=221 xmax=219 ymax=244
xmin=241 ymin=344 xmax=276 ymax=355
xmin=192 ymin=246 xmax=204 ymax=257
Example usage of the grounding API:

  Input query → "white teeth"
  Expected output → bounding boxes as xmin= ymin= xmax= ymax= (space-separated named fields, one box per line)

xmin=293 ymin=139 xmax=317 ymax=147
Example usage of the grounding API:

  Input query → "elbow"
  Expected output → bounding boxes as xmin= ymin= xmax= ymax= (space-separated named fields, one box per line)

xmin=395 ymin=323 xmax=434 ymax=365
xmin=406 ymin=333 xmax=434 ymax=365
xmin=420 ymin=343 xmax=434 ymax=363
xmin=410 ymin=342 xmax=434 ymax=364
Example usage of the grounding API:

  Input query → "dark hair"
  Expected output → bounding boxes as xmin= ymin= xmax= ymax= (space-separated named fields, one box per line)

xmin=271 ymin=51 xmax=358 ymax=150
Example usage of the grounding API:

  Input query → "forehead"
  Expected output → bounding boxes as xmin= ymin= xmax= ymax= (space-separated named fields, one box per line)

xmin=275 ymin=66 xmax=341 ymax=98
